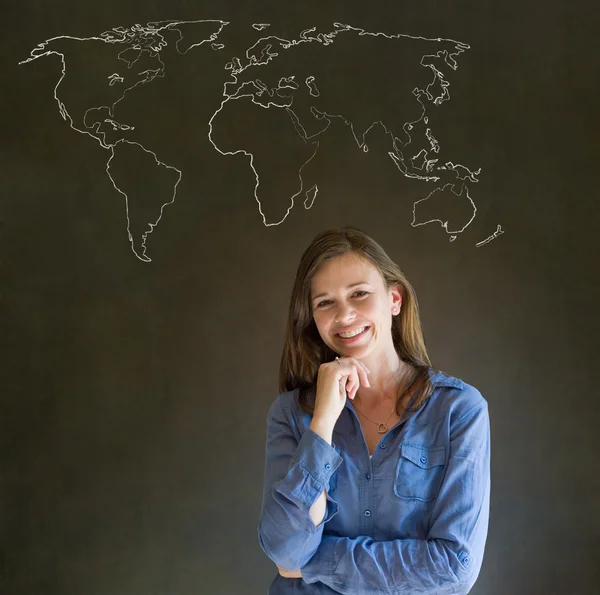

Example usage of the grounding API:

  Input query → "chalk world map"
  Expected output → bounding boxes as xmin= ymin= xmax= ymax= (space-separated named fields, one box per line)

xmin=21 ymin=20 xmax=502 ymax=261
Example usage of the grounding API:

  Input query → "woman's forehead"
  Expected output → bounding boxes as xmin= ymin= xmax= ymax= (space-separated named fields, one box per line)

xmin=311 ymin=253 xmax=381 ymax=290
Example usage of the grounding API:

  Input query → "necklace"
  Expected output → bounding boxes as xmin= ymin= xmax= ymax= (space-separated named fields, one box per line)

xmin=352 ymin=400 xmax=397 ymax=434
xmin=351 ymin=368 xmax=416 ymax=434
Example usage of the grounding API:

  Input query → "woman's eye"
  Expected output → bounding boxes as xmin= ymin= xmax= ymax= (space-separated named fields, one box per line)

xmin=316 ymin=292 xmax=368 ymax=308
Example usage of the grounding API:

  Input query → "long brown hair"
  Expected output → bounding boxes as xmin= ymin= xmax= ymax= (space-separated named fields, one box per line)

xmin=278 ymin=226 xmax=438 ymax=415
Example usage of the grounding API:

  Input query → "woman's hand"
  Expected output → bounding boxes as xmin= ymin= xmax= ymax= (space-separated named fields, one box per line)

xmin=277 ymin=565 xmax=302 ymax=578
xmin=313 ymin=356 xmax=371 ymax=425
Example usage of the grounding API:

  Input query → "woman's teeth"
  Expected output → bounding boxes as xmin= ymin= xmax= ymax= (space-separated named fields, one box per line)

xmin=339 ymin=327 xmax=366 ymax=338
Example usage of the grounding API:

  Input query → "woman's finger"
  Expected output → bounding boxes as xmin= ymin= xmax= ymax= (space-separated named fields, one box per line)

xmin=343 ymin=358 xmax=370 ymax=389
xmin=354 ymin=360 xmax=371 ymax=385
xmin=348 ymin=357 xmax=370 ymax=375
xmin=350 ymin=365 xmax=361 ymax=398
xmin=342 ymin=366 xmax=357 ymax=400
xmin=345 ymin=376 xmax=355 ymax=399
xmin=359 ymin=364 xmax=370 ymax=388
xmin=335 ymin=357 xmax=371 ymax=391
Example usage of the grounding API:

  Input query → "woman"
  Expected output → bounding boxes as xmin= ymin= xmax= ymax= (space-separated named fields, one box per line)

xmin=258 ymin=226 xmax=490 ymax=594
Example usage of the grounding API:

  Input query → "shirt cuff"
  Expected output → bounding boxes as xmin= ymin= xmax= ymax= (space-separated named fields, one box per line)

xmin=301 ymin=535 xmax=336 ymax=584
xmin=280 ymin=429 xmax=344 ymax=509
xmin=294 ymin=429 xmax=343 ymax=478
xmin=315 ymin=490 xmax=340 ymax=529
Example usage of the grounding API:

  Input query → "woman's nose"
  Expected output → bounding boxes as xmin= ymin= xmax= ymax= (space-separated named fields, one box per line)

xmin=335 ymin=303 xmax=355 ymax=322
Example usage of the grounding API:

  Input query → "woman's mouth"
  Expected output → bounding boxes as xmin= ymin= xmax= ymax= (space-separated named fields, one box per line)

xmin=336 ymin=326 xmax=370 ymax=343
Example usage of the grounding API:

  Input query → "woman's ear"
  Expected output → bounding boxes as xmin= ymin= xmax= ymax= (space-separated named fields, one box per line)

xmin=390 ymin=285 xmax=402 ymax=315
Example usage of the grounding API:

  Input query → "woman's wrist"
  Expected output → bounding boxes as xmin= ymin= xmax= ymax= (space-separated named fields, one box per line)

xmin=309 ymin=416 xmax=335 ymax=444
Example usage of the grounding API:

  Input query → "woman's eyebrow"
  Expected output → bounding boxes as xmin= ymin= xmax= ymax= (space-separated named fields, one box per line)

xmin=312 ymin=281 xmax=369 ymax=301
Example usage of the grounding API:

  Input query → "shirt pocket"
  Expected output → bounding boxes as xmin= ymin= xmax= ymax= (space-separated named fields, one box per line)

xmin=393 ymin=444 xmax=446 ymax=502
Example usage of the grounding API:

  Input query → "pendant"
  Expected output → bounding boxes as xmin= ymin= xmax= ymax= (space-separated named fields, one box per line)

xmin=377 ymin=423 xmax=388 ymax=434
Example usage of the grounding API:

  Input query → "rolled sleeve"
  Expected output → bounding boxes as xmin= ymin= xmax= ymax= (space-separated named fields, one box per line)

xmin=283 ymin=429 xmax=344 ymax=511
xmin=258 ymin=395 xmax=344 ymax=570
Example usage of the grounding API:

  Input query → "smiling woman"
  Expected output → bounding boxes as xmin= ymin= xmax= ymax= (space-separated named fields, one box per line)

xmin=258 ymin=226 xmax=490 ymax=595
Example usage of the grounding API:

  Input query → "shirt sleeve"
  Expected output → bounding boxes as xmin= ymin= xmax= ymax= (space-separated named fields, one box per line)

xmin=257 ymin=395 xmax=344 ymax=571
xmin=301 ymin=398 xmax=491 ymax=595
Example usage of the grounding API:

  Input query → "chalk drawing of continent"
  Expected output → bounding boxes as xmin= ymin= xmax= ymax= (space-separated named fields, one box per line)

xmin=20 ymin=19 xmax=226 ymax=261
xmin=212 ymin=22 xmax=499 ymax=244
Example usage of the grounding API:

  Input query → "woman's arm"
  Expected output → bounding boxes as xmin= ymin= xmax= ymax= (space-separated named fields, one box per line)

xmin=257 ymin=396 xmax=343 ymax=571
xmin=300 ymin=399 xmax=491 ymax=595
xmin=275 ymin=419 xmax=331 ymax=576
xmin=307 ymin=416 xmax=336 ymax=526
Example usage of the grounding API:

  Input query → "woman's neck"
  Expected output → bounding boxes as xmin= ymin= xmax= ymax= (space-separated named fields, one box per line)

xmin=354 ymin=355 xmax=414 ymax=407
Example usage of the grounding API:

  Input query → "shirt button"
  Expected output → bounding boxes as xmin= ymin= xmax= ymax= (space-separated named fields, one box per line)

xmin=364 ymin=510 xmax=371 ymax=516
xmin=380 ymin=443 xmax=387 ymax=449
xmin=325 ymin=463 xmax=331 ymax=470
xmin=366 ymin=473 xmax=370 ymax=480
xmin=420 ymin=456 xmax=427 ymax=464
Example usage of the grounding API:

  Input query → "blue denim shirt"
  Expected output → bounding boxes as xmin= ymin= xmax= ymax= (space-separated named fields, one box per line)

xmin=258 ymin=368 xmax=491 ymax=595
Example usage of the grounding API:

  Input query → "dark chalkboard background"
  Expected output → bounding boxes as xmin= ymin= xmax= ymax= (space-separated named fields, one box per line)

xmin=2 ymin=1 xmax=599 ymax=594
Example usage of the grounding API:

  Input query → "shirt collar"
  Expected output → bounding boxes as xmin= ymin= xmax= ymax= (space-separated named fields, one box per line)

xmin=339 ymin=367 xmax=463 ymax=413
xmin=428 ymin=368 xmax=464 ymax=390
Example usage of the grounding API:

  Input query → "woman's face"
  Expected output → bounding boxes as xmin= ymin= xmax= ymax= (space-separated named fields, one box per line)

xmin=309 ymin=252 xmax=402 ymax=358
